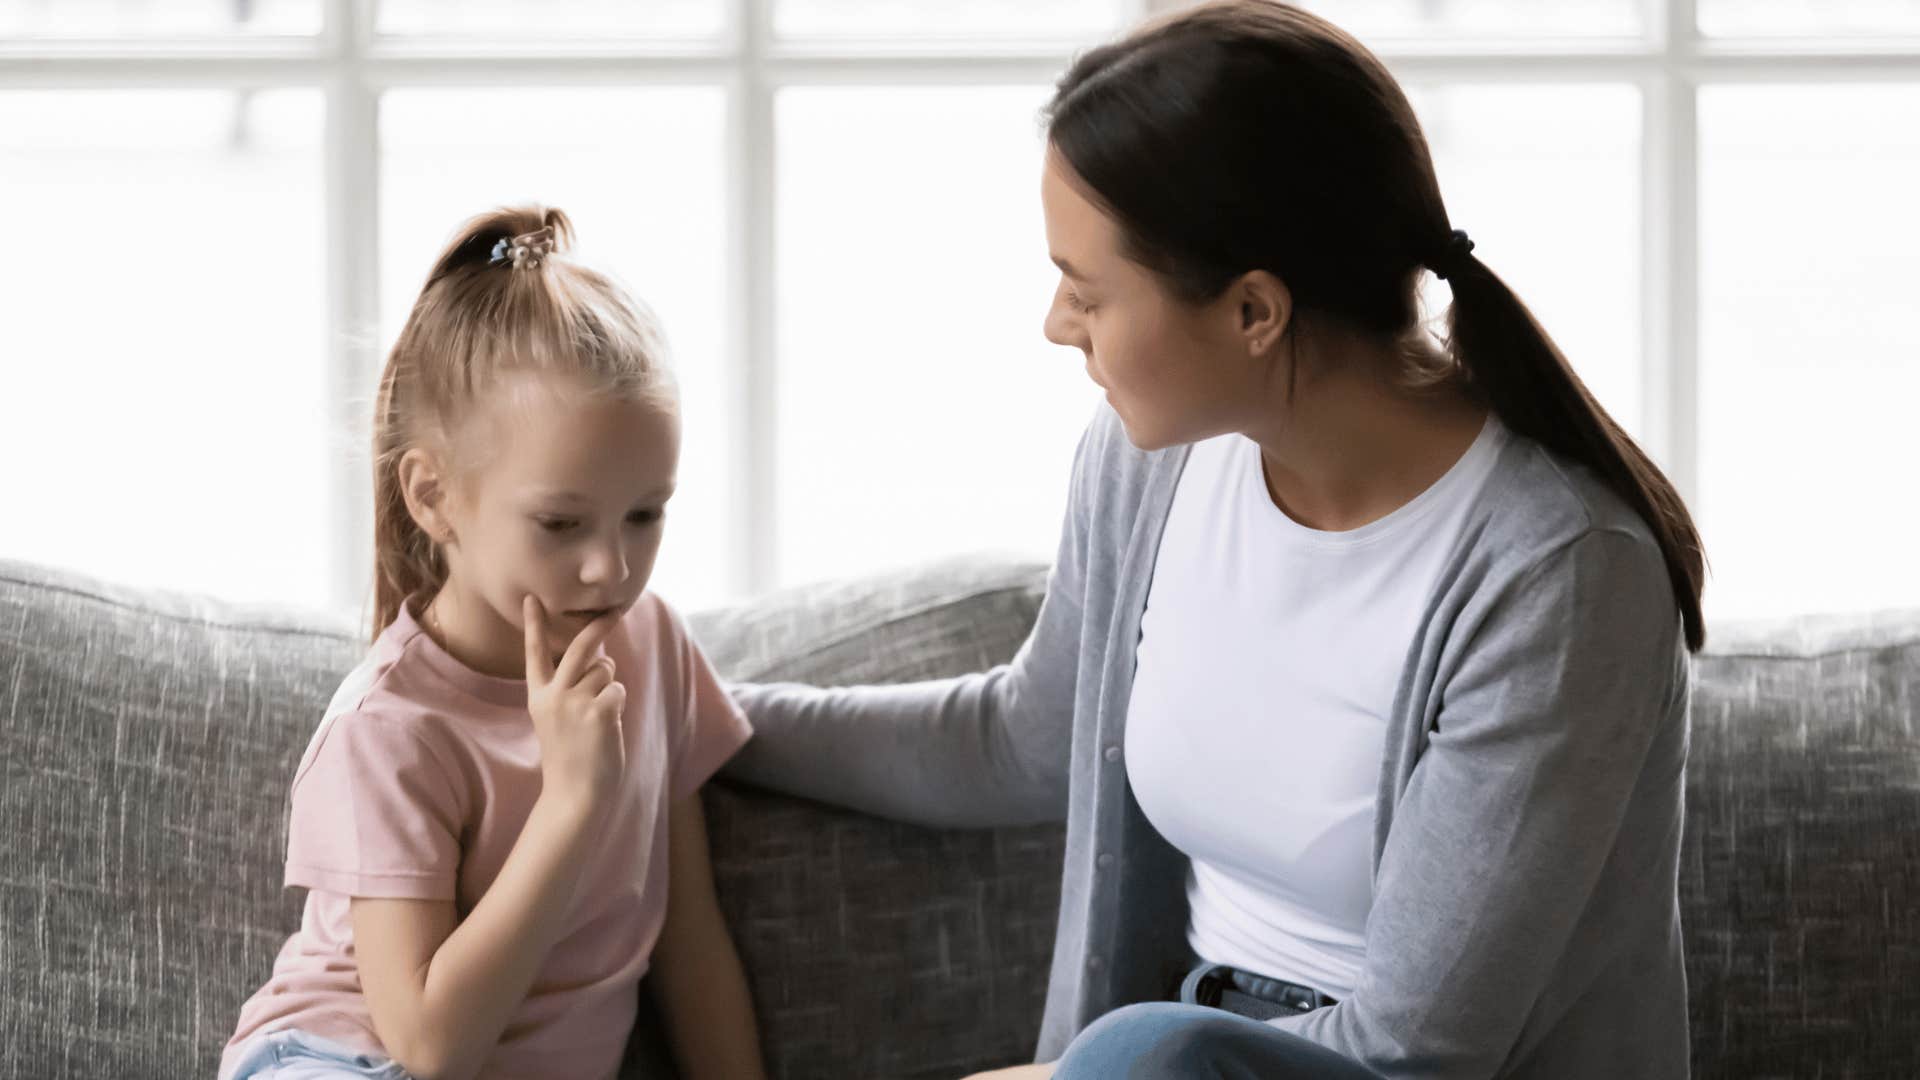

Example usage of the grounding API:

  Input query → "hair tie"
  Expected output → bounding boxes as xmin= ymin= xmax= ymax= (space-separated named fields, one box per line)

xmin=488 ymin=226 xmax=556 ymax=271
xmin=1429 ymin=228 xmax=1476 ymax=281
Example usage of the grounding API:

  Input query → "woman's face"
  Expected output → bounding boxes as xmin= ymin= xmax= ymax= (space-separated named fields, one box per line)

xmin=1040 ymin=149 xmax=1275 ymax=451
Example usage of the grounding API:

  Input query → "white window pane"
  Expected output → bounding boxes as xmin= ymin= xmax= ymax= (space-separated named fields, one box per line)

xmin=1300 ymin=0 xmax=1641 ymax=39
xmin=376 ymin=0 xmax=722 ymax=38
xmin=380 ymin=88 xmax=731 ymax=609
xmin=1408 ymin=83 xmax=1642 ymax=436
xmin=775 ymin=86 xmax=1101 ymax=586
xmin=0 ymin=90 xmax=330 ymax=608
xmin=1698 ymin=85 xmax=1920 ymax=620
xmin=1698 ymin=0 xmax=1920 ymax=37
xmin=0 ymin=0 xmax=318 ymax=36
xmin=774 ymin=0 xmax=1129 ymax=42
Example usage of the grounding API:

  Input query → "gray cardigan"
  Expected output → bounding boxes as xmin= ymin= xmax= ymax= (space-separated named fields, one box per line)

xmin=723 ymin=404 xmax=1692 ymax=1079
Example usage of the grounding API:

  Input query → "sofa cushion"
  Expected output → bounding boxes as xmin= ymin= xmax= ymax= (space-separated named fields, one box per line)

xmin=0 ymin=561 xmax=363 ymax=1079
xmin=1685 ymin=609 xmax=1920 ymax=1078
xmin=0 ymin=555 xmax=1060 ymax=1080
xmin=679 ymin=556 xmax=1061 ymax=1080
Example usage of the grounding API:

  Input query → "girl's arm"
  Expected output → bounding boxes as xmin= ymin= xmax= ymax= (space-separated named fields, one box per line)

xmin=352 ymin=790 xmax=609 ymax=1080
xmin=353 ymin=601 xmax=629 ymax=1080
xmin=649 ymin=791 xmax=768 ymax=1080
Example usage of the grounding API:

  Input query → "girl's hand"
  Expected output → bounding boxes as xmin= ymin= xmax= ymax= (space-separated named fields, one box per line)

xmin=523 ymin=595 xmax=627 ymax=805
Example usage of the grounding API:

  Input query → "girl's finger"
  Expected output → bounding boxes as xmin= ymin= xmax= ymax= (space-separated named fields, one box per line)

xmin=576 ymin=661 xmax=615 ymax=698
xmin=592 ymin=680 xmax=627 ymax=715
xmin=522 ymin=595 xmax=555 ymax=687
xmin=552 ymin=608 xmax=621 ymax=689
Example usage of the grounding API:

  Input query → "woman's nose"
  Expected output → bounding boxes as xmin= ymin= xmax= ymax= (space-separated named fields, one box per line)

xmin=1043 ymin=302 xmax=1086 ymax=352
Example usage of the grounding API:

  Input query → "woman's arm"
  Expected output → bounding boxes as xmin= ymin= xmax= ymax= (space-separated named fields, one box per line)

xmin=352 ymin=789 xmax=609 ymax=1080
xmin=649 ymin=792 xmax=769 ymax=1080
xmin=1264 ymin=528 xmax=1689 ymax=1077
xmin=720 ymin=414 xmax=1111 ymax=829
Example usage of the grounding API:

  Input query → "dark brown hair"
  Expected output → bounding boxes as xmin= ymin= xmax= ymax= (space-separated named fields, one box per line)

xmin=1045 ymin=0 xmax=1707 ymax=650
xmin=369 ymin=205 xmax=673 ymax=641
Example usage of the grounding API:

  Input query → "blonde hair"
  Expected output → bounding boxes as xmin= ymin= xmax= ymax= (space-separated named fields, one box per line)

xmin=369 ymin=204 xmax=674 ymax=641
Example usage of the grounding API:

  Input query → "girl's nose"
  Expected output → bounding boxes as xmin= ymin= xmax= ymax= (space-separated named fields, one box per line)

xmin=579 ymin=534 xmax=629 ymax=586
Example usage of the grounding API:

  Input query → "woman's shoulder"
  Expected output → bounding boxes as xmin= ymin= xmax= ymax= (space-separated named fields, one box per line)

xmin=1478 ymin=429 xmax=1666 ymax=572
xmin=1070 ymin=402 xmax=1188 ymax=519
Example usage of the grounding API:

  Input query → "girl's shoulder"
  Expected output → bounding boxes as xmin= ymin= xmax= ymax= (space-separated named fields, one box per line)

xmin=288 ymin=624 xmax=478 ymax=795
xmin=614 ymin=591 xmax=707 ymax=673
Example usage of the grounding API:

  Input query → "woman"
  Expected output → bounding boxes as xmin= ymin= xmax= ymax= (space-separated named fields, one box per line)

xmin=725 ymin=2 xmax=1703 ymax=1076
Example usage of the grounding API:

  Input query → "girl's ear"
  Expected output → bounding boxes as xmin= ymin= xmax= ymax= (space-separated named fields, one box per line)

xmin=397 ymin=447 xmax=456 ymax=545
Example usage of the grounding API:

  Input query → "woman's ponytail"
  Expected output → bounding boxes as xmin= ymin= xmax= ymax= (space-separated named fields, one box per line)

xmin=1046 ymin=0 xmax=1709 ymax=651
xmin=1442 ymin=245 xmax=1707 ymax=651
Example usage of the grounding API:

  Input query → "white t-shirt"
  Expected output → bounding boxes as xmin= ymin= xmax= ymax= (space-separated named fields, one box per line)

xmin=1127 ymin=415 xmax=1509 ymax=998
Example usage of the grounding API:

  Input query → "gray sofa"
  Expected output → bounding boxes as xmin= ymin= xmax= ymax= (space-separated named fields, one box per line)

xmin=1 ymin=554 xmax=1915 ymax=1079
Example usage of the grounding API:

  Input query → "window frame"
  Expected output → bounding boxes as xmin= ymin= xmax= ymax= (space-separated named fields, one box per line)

xmin=3 ymin=0 xmax=1916 ymax=611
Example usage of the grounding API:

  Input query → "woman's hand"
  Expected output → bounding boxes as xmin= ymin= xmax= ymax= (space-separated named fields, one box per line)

xmin=524 ymin=595 xmax=627 ymax=805
xmin=961 ymin=1065 xmax=1055 ymax=1080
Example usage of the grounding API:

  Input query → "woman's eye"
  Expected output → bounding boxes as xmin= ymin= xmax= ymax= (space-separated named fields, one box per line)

xmin=1065 ymin=289 xmax=1091 ymax=313
xmin=535 ymin=518 xmax=578 ymax=533
xmin=628 ymin=509 xmax=664 ymax=527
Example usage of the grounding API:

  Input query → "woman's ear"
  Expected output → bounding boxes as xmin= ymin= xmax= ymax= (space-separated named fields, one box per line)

xmin=397 ymin=447 xmax=456 ymax=545
xmin=1233 ymin=269 xmax=1293 ymax=358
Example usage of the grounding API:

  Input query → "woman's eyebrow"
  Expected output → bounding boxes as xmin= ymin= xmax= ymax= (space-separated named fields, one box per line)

xmin=1051 ymin=254 xmax=1091 ymax=281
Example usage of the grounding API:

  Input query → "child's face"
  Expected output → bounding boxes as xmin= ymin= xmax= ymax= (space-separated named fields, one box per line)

xmin=440 ymin=372 xmax=680 ymax=656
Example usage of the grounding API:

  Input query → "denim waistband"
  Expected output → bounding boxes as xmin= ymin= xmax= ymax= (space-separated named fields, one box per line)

xmin=1176 ymin=961 xmax=1340 ymax=1022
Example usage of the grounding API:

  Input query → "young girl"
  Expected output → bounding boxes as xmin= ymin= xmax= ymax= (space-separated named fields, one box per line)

xmin=220 ymin=206 xmax=766 ymax=1080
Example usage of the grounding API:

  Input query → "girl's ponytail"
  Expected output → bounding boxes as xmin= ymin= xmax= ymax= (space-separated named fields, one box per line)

xmin=367 ymin=203 xmax=670 ymax=641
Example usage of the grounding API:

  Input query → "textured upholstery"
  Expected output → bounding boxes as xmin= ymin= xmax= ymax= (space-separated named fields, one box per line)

xmin=2 ymin=556 xmax=1915 ymax=1078
xmin=1683 ymin=609 xmax=1920 ymax=1077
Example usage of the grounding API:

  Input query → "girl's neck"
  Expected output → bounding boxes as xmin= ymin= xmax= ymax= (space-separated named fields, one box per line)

xmin=419 ymin=586 xmax=527 ymax=681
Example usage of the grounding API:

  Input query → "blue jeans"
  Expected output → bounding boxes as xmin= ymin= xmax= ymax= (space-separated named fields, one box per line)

xmin=1053 ymin=1002 xmax=1389 ymax=1079
xmin=222 ymin=1030 xmax=414 ymax=1080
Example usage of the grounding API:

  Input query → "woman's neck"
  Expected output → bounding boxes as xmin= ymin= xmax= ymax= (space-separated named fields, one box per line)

xmin=1243 ymin=346 xmax=1489 ymax=533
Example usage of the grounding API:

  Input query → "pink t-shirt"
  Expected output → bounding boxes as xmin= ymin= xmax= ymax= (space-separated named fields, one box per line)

xmin=220 ymin=593 xmax=753 ymax=1080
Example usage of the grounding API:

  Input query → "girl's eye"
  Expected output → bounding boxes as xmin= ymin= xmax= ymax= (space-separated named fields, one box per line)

xmin=535 ymin=517 xmax=578 ymax=533
xmin=1064 ymin=289 xmax=1091 ymax=313
xmin=628 ymin=509 xmax=664 ymax=527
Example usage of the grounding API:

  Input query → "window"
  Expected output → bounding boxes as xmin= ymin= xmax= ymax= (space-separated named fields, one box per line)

xmin=4 ymin=0 xmax=1915 ymax=621
xmin=1298 ymin=0 xmax=1920 ymax=619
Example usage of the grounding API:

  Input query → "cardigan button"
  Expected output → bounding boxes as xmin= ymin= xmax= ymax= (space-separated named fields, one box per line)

xmin=1096 ymin=852 xmax=1115 ymax=869
xmin=1103 ymin=745 xmax=1121 ymax=763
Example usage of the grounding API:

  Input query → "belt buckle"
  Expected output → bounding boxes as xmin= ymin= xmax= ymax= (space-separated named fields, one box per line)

xmin=1179 ymin=963 xmax=1234 ymax=1008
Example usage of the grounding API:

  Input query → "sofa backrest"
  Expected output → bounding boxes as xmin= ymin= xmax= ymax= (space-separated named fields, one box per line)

xmin=1684 ymin=610 xmax=1920 ymax=1076
xmin=3 ymin=556 xmax=1917 ymax=1078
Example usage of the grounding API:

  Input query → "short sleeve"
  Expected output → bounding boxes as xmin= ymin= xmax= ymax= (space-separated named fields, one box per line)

xmin=660 ymin=605 xmax=754 ymax=803
xmin=284 ymin=711 xmax=465 ymax=900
